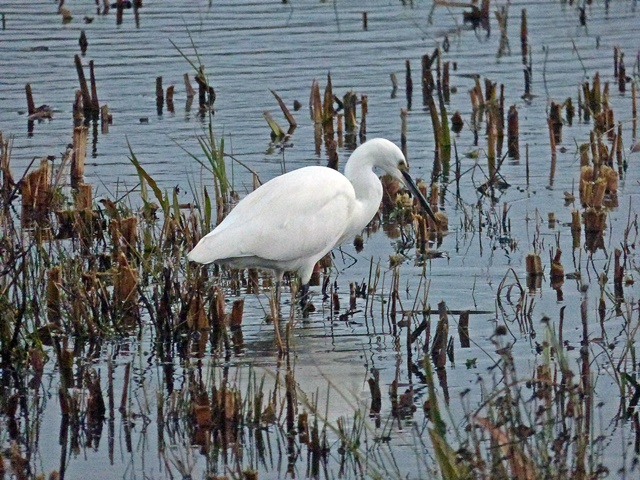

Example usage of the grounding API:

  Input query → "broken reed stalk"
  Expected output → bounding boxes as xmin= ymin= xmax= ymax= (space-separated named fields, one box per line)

xmin=195 ymin=66 xmax=216 ymax=109
xmin=389 ymin=266 xmax=399 ymax=321
xmin=400 ymin=108 xmax=408 ymax=158
xmin=459 ymin=310 xmax=470 ymax=348
xmin=285 ymin=369 xmax=297 ymax=434
xmin=21 ymin=159 xmax=52 ymax=222
xmin=523 ymin=61 xmax=532 ymax=99
xmin=520 ymin=8 xmax=527 ymax=64
xmin=421 ymin=51 xmax=437 ymax=106
xmin=71 ymin=126 xmax=88 ymax=187
xmin=497 ymin=84 xmax=505 ymax=154
xmin=0 ymin=133 xmax=13 ymax=197
xmin=438 ymin=88 xmax=451 ymax=175
xmin=425 ymin=92 xmax=442 ymax=168
xmin=166 ymin=85 xmax=174 ymax=113
xmin=482 ymin=80 xmax=499 ymax=182
xmin=367 ymin=370 xmax=382 ymax=415
xmin=549 ymin=101 xmax=563 ymax=144
xmin=114 ymin=252 xmax=138 ymax=319
xmin=549 ymin=249 xmax=564 ymax=285
xmin=592 ymin=73 xmax=602 ymax=115
xmin=421 ymin=55 xmax=429 ymax=107
xmin=116 ymin=0 xmax=124 ymax=25
xmin=100 ymin=104 xmax=110 ymax=133
xmin=579 ymin=143 xmax=590 ymax=166
xmin=79 ymin=30 xmax=88 ymax=55
xmin=442 ymin=61 xmax=450 ymax=103
xmin=74 ymin=183 xmax=92 ymax=211
xmin=451 ymin=111 xmax=463 ymax=134
xmin=547 ymin=118 xmax=557 ymax=187
xmin=323 ymin=73 xmax=335 ymax=138
xmin=187 ymin=290 xmax=208 ymax=330
xmin=263 ymin=111 xmax=286 ymax=140
xmin=118 ymin=218 xmax=138 ymax=254
xmin=618 ymin=52 xmax=626 ymax=93
xmin=578 ymin=87 xmax=585 ymax=122
xmin=632 ymin=81 xmax=637 ymax=138
xmin=310 ymin=79 xmax=322 ymax=123
xmin=271 ymin=89 xmax=297 ymax=132
xmin=613 ymin=248 xmax=624 ymax=300
xmin=349 ymin=282 xmax=356 ymax=311
xmin=89 ymin=60 xmax=100 ymax=114
xmin=25 ymin=83 xmax=35 ymax=116
xmin=606 ymin=109 xmax=615 ymax=142
xmin=454 ymin=139 xmax=461 ymax=196
xmin=495 ymin=7 xmax=509 ymax=57
xmin=590 ymin=131 xmax=599 ymax=170
xmin=59 ymin=349 xmax=74 ymax=390
xmin=184 ymin=73 xmax=195 ymax=98
xmin=469 ymin=79 xmax=483 ymax=144
xmin=343 ymin=91 xmax=358 ymax=145
xmin=507 ymin=105 xmax=519 ymax=159
xmin=87 ymin=370 xmax=106 ymax=424
xmin=119 ymin=362 xmax=131 ymax=413
xmin=155 ymin=76 xmax=164 ymax=102
xmin=430 ymin=301 xmax=449 ymax=369
xmin=73 ymin=89 xmax=84 ymax=126
xmin=579 ymin=295 xmax=592 ymax=465
xmin=616 ymin=122 xmax=623 ymax=176
xmin=156 ymin=76 xmax=164 ymax=115
xmin=571 ymin=210 xmax=581 ymax=249
xmin=209 ymin=286 xmax=226 ymax=330
xmin=525 ymin=253 xmax=543 ymax=276
xmin=47 ymin=267 xmax=63 ymax=324
xmin=230 ymin=298 xmax=245 ymax=328
xmin=359 ymin=94 xmax=367 ymax=142
xmin=486 ymin=110 xmax=496 ymax=181
xmin=390 ymin=72 xmax=398 ymax=97
xmin=565 ymin=97 xmax=575 ymax=125
xmin=74 ymin=55 xmax=93 ymax=116
xmin=405 ymin=59 xmax=413 ymax=110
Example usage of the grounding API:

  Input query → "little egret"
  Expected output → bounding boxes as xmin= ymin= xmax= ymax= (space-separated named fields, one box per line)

xmin=187 ymin=138 xmax=436 ymax=307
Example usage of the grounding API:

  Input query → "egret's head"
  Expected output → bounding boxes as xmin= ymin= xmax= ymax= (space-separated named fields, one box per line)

xmin=363 ymin=138 xmax=437 ymax=223
xmin=361 ymin=138 xmax=408 ymax=183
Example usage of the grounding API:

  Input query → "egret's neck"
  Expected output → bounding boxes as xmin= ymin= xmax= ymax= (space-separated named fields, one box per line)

xmin=343 ymin=159 xmax=383 ymax=238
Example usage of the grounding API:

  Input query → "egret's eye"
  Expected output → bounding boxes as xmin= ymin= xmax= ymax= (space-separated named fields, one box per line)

xmin=397 ymin=160 xmax=407 ymax=171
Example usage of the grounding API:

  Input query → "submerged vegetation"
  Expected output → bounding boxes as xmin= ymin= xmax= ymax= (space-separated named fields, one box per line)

xmin=1 ymin=0 xmax=640 ymax=479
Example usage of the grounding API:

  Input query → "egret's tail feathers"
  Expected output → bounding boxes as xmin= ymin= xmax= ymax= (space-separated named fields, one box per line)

xmin=187 ymin=238 xmax=217 ymax=264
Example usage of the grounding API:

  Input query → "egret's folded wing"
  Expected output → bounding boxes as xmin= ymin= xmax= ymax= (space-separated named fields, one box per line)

xmin=189 ymin=166 xmax=355 ymax=264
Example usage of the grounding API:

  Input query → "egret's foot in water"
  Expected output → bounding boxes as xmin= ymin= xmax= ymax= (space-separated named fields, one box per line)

xmin=299 ymin=283 xmax=315 ymax=317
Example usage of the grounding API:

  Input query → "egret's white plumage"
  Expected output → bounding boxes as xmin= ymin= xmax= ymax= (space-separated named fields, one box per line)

xmin=187 ymin=138 xmax=435 ymax=286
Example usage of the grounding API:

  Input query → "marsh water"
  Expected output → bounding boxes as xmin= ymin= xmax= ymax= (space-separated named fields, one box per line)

xmin=1 ymin=1 xmax=640 ymax=478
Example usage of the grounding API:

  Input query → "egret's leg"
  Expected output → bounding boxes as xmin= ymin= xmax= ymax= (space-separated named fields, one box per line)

xmin=299 ymin=283 xmax=310 ymax=308
xmin=272 ymin=280 xmax=284 ymax=352
xmin=275 ymin=280 xmax=282 ymax=315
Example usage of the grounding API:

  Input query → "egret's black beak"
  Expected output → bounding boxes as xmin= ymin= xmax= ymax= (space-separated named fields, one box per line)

xmin=401 ymin=170 xmax=437 ymax=223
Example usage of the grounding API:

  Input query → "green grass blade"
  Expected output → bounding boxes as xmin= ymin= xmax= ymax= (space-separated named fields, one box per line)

xmin=127 ymin=140 xmax=168 ymax=213
xmin=203 ymin=186 xmax=212 ymax=233
xmin=428 ymin=428 xmax=463 ymax=480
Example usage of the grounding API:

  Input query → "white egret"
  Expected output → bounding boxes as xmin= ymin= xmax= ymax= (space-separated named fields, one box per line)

xmin=187 ymin=138 xmax=436 ymax=308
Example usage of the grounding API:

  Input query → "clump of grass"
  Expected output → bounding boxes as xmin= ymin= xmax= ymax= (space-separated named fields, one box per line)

xmin=420 ymin=313 xmax=637 ymax=480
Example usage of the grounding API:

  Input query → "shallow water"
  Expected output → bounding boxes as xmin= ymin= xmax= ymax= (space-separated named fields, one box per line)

xmin=1 ymin=0 xmax=640 ymax=478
